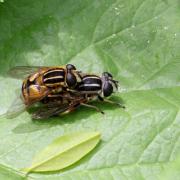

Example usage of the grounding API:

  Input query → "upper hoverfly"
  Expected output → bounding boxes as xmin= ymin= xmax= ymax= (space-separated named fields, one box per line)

xmin=9 ymin=64 xmax=81 ymax=106
xmin=5 ymin=64 xmax=82 ymax=118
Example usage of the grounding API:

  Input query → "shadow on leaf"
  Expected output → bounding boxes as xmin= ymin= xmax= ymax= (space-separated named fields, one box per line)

xmin=12 ymin=96 xmax=125 ymax=134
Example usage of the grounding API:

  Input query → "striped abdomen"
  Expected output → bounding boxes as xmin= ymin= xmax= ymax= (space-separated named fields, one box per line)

xmin=43 ymin=68 xmax=65 ymax=87
xmin=77 ymin=75 xmax=102 ymax=93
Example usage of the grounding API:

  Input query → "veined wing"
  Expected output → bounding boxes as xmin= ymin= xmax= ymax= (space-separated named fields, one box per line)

xmin=8 ymin=66 xmax=45 ymax=79
xmin=32 ymin=99 xmax=82 ymax=119
xmin=8 ymin=65 xmax=67 ymax=79
xmin=4 ymin=92 xmax=27 ymax=119
xmin=32 ymin=103 xmax=71 ymax=120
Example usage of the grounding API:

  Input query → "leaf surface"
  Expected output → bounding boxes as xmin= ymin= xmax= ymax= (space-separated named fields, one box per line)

xmin=0 ymin=0 xmax=179 ymax=179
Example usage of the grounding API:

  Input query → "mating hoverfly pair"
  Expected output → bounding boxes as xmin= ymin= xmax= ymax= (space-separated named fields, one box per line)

xmin=6 ymin=64 xmax=125 ymax=119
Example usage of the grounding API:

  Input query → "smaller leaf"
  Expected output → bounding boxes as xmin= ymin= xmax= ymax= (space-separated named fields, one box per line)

xmin=23 ymin=131 xmax=101 ymax=173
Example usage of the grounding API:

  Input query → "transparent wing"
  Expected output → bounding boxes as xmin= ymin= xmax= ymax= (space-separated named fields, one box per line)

xmin=32 ymin=103 xmax=71 ymax=120
xmin=32 ymin=97 xmax=83 ymax=120
xmin=2 ymin=86 xmax=53 ymax=119
xmin=7 ymin=66 xmax=46 ymax=79
xmin=8 ymin=65 xmax=66 ymax=79
xmin=4 ymin=91 xmax=27 ymax=119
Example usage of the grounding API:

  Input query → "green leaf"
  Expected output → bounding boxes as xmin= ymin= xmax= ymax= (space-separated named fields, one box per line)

xmin=0 ymin=164 xmax=25 ymax=180
xmin=158 ymin=155 xmax=180 ymax=180
xmin=24 ymin=131 xmax=101 ymax=173
xmin=0 ymin=0 xmax=179 ymax=179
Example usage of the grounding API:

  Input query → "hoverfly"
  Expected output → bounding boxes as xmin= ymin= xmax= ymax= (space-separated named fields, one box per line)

xmin=31 ymin=72 xmax=125 ymax=119
xmin=8 ymin=64 xmax=81 ymax=106
xmin=5 ymin=64 xmax=82 ymax=118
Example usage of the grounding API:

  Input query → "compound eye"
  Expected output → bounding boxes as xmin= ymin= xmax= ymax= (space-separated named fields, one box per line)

xmin=66 ymin=72 xmax=77 ymax=87
xmin=102 ymin=72 xmax=113 ymax=79
xmin=103 ymin=82 xmax=113 ymax=97
xmin=66 ymin=64 xmax=76 ymax=71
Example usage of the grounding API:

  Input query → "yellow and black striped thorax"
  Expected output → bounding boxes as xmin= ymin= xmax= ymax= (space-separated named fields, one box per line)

xmin=43 ymin=68 xmax=65 ymax=87
xmin=77 ymin=75 xmax=102 ymax=92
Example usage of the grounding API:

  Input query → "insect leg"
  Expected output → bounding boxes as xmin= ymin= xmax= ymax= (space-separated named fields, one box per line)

xmin=80 ymin=103 xmax=104 ymax=114
xmin=104 ymin=99 xmax=125 ymax=109
xmin=98 ymin=96 xmax=125 ymax=109
xmin=60 ymin=103 xmax=81 ymax=115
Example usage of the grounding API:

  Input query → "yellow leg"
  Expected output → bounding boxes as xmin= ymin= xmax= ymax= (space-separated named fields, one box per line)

xmin=101 ymin=98 xmax=125 ymax=109
xmin=81 ymin=103 xmax=104 ymax=114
